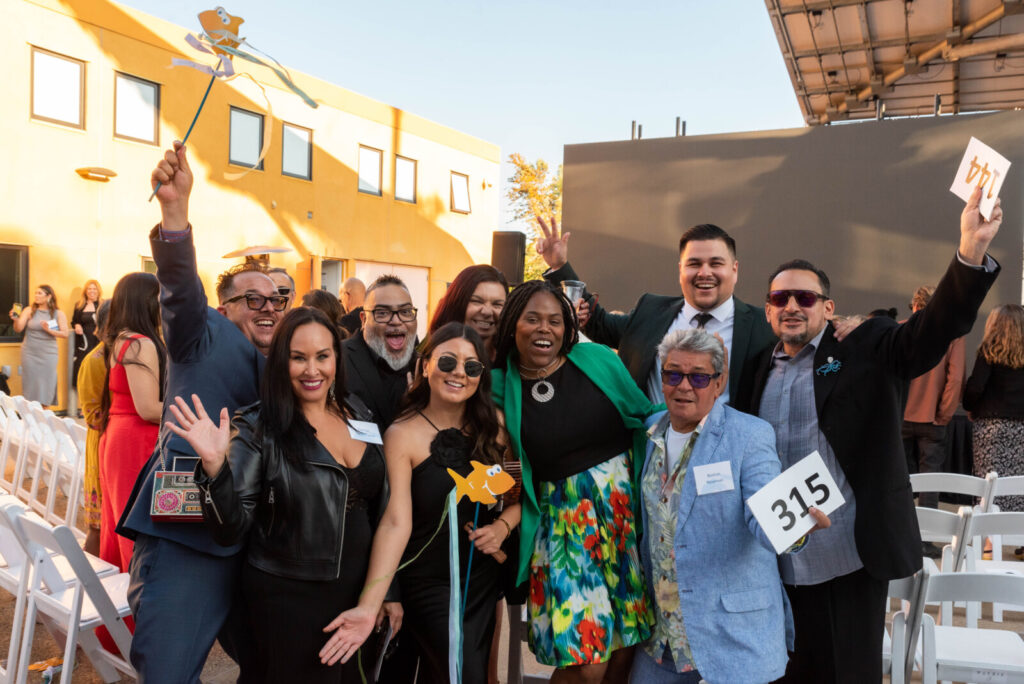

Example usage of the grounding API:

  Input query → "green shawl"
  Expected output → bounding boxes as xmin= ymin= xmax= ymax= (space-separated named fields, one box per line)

xmin=491 ymin=342 xmax=655 ymax=585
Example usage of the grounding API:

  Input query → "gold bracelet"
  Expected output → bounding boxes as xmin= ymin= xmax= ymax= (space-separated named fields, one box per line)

xmin=496 ymin=517 xmax=512 ymax=541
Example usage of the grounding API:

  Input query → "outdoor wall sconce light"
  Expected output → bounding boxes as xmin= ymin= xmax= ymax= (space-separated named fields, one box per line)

xmin=75 ymin=167 xmax=117 ymax=182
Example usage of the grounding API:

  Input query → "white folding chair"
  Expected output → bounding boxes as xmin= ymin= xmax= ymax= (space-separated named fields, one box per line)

xmin=11 ymin=512 xmax=134 ymax=684
xmin=0 ymin=394 xmax=27 ymax=494
xmin=11 ymin=399 xmax=50 ymax=510
xmin=963 ymin=511 xmax=1024 ymax=623
xmin=0 ymin=496 xmax=36 ymax=684
xmin=41 ymin=415 xmax=82 ymax=535
xmin=919 ymin=569 xmax=1024 ymax=684
xmin=884 ymin=571 xmax=924 ymax=684
xmin=916 ymin=506 xmax=972 ymax=627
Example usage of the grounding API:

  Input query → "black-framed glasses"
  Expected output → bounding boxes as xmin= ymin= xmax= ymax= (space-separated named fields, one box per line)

xmin=370 ymin=307 xmax=417 ymax=323
xmin=661 ymin=369 xmax=721 ymax=389
xmin=436 ymin=355 xmax=485 ymax=378
xmin=766 ymin=290 xmax=828 ymax=308
xmin=223 ymin=292 xmax=289 ymax=311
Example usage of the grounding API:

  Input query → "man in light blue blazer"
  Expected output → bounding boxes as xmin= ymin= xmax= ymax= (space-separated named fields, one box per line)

xmin=632 ymin=328 xmax=828 ymax=683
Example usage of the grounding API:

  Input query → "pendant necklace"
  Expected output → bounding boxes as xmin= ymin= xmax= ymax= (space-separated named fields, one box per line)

xmin=519 ymin=357 xmax=562 ymax=403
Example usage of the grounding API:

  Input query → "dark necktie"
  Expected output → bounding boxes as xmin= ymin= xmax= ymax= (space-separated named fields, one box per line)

xmin=693 ymin=312 xmax=713 ymax=329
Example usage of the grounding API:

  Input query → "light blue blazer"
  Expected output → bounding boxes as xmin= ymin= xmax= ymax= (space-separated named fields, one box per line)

xmin=640 ymin=401 xmax=794 ymax=684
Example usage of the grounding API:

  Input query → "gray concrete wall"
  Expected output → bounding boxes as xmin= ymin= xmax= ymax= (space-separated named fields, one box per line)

xmin=562 ymin=110 xmax=1024 ymax=360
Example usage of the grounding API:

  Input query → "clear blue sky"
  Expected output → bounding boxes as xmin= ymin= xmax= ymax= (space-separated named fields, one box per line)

xmin=120 ymin=0 xmax=805 ymax=229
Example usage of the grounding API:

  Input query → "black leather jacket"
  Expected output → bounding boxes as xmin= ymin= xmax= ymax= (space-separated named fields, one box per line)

xmin=195 ymin=396 xmax=389 ymax=582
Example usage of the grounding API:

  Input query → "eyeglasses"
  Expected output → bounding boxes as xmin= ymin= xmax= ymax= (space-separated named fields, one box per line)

xmin=660 ymin=369 xmax=721 ymax=389
xmin=766 ymin=290 xmax=828 ymax=308
xmin=277 ymin=286 xmax=293 ymax=297
xmin=436 ymin=355 xmax=485 ymax=378
xmin=223 ymin=293 xmax=290 ymax=311
xmin=370 ymin=307 xmax=417 ymax=323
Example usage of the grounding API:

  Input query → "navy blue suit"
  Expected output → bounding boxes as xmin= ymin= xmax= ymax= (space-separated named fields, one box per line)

xmin=117 ymin=226 xmax=265 ymax=682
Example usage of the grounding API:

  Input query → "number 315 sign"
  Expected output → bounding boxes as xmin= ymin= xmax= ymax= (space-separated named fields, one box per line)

xmin=745 ymin=451 xmax=846 ymax=554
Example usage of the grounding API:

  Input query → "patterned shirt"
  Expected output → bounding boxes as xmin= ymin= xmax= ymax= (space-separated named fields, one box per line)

xmin=758 ymin=328 xmax=862 ymax=585
xmin=641 ymin=414 xmax=703 ymax=672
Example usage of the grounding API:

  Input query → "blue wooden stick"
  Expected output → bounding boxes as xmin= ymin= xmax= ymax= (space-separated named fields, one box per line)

xmin=149 ymin=72 xmax=217 ymax=201
xmin=461 ymin=502 xmax=481 ymax=619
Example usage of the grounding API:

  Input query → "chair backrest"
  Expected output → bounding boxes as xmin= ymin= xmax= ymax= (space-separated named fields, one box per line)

xmin=988 ymin=476 xmax=1024 ymax=504
xmin=911 ymin=472 xmax=992 ymax=499
xmin=916 ymin=506 xmax=972 ymax=571
xmin=924 ymin=569 xmax=1024 ymax=606
xmin=0 ymin=505 xmax=64 ymax=592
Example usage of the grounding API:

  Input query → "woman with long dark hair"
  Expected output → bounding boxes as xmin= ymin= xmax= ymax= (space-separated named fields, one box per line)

xmin=8 ymin=284 xmax=68 ymax=405
xmin=171 ymin=307 xmax=408 ymax=681
xmin=98 ymin=272 xmax=166 ymax=571
xmin=302 ymin=288 xmax=350 ymax=340
xmin=492 ymin=280 xmax=653 ymax=684
xmin=72 ymin=279 xmax=103 ymax=390
xmin=384 ymin=321 xmax=520 ymax=683
xmin=430 ymin=266 xmax=508 ymax=362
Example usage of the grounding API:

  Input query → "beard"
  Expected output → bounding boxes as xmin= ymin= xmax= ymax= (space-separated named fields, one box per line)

xmin=364 ymin=327 xmax=416 ymax=371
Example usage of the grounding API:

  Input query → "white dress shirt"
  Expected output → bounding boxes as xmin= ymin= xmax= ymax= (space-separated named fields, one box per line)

xmin=647 ymin=297 xmax=735 ymax=406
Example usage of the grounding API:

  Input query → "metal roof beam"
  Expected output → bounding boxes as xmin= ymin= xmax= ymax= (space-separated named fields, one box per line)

xmin=775 ymin=0 xmax=887 ymax=16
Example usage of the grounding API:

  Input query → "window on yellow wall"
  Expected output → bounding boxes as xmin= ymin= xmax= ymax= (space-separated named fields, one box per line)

xmin=358 ymin=145 xmax=383 ymax=196
xmin=451 ymin=172 xmax=471 ymax=214
xmin=114 ymin=73 xmax=159 ymax=145
xmin=0 ymin=246 xmax=29 ymax=342
xmin=395 ymin=156 xmax=417 ymax=203
xmin=31 ymin=47 xmax=85 ymax=129
xmin=282 ymin=123 xmax=312 ymax=180
xmin=229 ymin=107 xmax=264 ymax=170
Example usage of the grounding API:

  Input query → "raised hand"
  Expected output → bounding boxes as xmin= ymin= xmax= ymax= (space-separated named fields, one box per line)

xmin=959 ymin=184 xmax=1002 ymax=265
xmin=535 ymin=216 xmax=570 ymax=270
xmin=320 ymin=604 xmax=377 ymax=665
xmin=150 ymin=141 xmax=193 ymax=231
xmin=165 ymin=394 xmax=229 ymax=477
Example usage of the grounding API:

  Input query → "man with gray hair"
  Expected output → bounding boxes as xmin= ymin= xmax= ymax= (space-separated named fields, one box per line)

xmin=633 ymin=327 xmax=827 ymax=682
xmin=342 ymin=274 xmax=417 ymax=429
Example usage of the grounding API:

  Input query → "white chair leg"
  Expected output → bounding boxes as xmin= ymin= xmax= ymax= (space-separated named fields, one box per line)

xmin=14 ymin=593 xmax=38 ymax=684
xmin=57 ymin=592 xmax=81 ymax=684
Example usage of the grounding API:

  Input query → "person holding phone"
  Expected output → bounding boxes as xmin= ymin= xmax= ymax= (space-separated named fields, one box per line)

xmin=9 ymin=284 xmax=68 ymax=405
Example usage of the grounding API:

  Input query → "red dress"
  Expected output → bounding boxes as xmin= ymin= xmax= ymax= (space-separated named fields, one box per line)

xmin=99 ymin=334 xmax=159 ymax=571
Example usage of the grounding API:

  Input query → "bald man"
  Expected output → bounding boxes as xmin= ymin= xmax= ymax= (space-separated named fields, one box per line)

xmin=339 ymin=277 xmax=366 ymax=333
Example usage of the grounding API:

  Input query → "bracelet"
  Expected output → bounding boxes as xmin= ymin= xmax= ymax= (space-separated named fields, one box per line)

xmin=496 ymin=518 xmax=512 ymax=541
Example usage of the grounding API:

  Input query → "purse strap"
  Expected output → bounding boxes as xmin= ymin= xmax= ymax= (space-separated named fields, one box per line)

xmin=155 ymin=427 xmax=172 ymax=471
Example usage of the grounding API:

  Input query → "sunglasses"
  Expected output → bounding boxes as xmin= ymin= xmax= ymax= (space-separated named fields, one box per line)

xmin=660 ymin=369 xmax=721 ymax=389
xmin=766 ymin=290 xmax=828 ymax=308
xmin=370 ymin=307 xmax=418 ymax=323
xmin=223 ymin=292 xmax=290 ymax=312
xmin=277 ymin=286 xmax=293 ymax=296
xmin=436 ymin=355 xmax=485 ymax=378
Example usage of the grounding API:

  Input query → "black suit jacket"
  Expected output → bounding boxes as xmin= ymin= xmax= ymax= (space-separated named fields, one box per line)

xmin=738 ymin=256 xmax=998 ymax=582
xmin=545 ymin=262 xmax=776 ymax=402
xmin=342 ymin=333 xmax=413 ymax=430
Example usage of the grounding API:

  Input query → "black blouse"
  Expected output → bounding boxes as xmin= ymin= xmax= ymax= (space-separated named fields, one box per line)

xmin=964 ymin=354 xmax=1024 ymax=420
xmin=520 ymin=361 xmax=632 ymax=483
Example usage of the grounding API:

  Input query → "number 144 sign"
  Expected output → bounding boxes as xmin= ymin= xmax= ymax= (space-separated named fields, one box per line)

xmin=746 ymin=451 xmax=846 ymax=554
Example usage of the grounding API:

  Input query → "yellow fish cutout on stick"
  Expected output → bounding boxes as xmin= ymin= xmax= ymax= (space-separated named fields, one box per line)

xmin=447 ymin=461 xmax=515 ymax=505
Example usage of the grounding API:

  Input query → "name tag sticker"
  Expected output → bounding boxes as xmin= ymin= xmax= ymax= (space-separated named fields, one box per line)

xmin=348 ymin=420 xmax=383 ymax=445
xmin=746 ymin=451 xmax=846 ymax=554
xmin=693 ymin=461 xmax=735 ymax=495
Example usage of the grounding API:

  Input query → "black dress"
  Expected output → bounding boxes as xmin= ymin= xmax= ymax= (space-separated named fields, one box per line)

xmin=71 ymin=304 xmax=99 ymax=389
xmin=242 ymin=442 xmax=384 ymax=683
xmin=399 ymin=427 xmax=501 ymax=684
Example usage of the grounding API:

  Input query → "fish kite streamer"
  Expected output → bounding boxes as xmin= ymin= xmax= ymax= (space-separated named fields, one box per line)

xmin=150 ymin=6 xmax=317 ymax=199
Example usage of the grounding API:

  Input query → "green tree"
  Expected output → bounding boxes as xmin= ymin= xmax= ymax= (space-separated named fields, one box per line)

xmin=506 ymin=153 xmax=562 ymax=282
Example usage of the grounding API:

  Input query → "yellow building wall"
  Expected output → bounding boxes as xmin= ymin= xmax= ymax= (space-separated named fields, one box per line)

xmin=0 ymin=0 xmax=501 ymax=408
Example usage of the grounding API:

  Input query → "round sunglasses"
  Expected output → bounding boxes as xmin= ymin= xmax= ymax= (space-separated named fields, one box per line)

xmin=436 ymin=355 xmax=485 ymax=378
